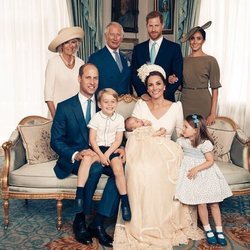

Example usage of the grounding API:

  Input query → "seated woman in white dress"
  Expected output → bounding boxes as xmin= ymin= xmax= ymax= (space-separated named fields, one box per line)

xmin=113 ymin=64 xmax=204 ymax=249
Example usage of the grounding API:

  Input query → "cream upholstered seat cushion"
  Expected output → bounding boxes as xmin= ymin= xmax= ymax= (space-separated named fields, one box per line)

xmin=9 ymin=160 xmax=108 ymax=192
xmin=18 ymin=121 xmax=58 ymax=165
xmin=216 ymin=161 xmax=250 ymax=190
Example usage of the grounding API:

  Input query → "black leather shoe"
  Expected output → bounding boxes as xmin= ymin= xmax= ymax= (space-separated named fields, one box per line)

xmin=74 ymin=198 xmax=83 ymax=213
xmin=73 ymin=217 xmax=92 ymax=245
xmin=88 ymin=225 xmax=113 ymax=247
xmin=121 ymin=203 xmax=132 ymax=221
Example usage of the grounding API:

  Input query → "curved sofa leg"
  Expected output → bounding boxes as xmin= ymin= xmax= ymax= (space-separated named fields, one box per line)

xmin=56 ymin=199 xmax=62 ymax=230
xmin=3 ymin=199 xmax=9 ymax=229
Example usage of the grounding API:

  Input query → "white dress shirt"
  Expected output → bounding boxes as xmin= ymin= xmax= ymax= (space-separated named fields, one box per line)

xmin=149 ymin=36 xmax=163 ymax=60
xmin=71 ymin=93 xmax=96 ymax=163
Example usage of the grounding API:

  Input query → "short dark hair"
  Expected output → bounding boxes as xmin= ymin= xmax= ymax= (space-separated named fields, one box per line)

xmin=146 ymin=11 xmax=163 ymax=24
xmin=78 ymin=63 xmax=97 ymax=77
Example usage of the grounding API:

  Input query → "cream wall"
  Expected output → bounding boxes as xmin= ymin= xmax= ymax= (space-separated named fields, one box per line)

xmin=102 ymin=0 xmax=176 ymax=44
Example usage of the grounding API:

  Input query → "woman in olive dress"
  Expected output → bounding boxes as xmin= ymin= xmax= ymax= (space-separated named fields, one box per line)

xmin=181 ymin=21 xmax=221 ymax=126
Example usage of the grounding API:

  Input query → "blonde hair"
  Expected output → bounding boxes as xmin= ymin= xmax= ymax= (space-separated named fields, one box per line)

xmin=97 ymin=88 xmax=119 ymax=102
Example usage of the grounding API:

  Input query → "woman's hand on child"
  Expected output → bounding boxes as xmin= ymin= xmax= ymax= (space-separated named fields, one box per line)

xmin=142 ymin=119 xmax=152 ymax=126
xmin=158 ymin=128 xmax=166 ymax=136
xmin=187 ymin=167 xmax=199 ymax=179
xmin=153 ymin=127 xmax=167 ymax=137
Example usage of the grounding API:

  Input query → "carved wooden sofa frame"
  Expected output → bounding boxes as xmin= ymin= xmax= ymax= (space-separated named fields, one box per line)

xmin=1 ymin=95 xmax=250 ymax=230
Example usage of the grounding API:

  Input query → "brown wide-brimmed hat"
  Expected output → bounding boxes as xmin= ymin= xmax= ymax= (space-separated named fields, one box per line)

xmin=48 ymin=26 xmax=84 ymax=52
xmin=181 ymin=21 xmax=212 ymax=43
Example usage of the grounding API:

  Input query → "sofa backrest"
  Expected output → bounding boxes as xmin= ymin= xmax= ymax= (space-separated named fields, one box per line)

xmin=117 ymin=94 xmax=138 ymax=119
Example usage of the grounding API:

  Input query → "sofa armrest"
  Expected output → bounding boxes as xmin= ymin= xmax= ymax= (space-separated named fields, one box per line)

xmin=230 ymin=128 xmax=249 ymax=170
xmin=1 ymin=129 xmax=27 ymax=191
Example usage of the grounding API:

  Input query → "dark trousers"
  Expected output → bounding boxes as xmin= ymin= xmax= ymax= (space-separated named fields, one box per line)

xmin=73 ymin=161 xmax=120 ymax=217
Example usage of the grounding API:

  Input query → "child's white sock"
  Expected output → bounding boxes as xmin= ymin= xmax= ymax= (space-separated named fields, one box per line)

xmin=216 ymin=226 xmax=225 ymax=239
xmin=204 ymin=224 xmax=212 ymax=231
xmin=216 ymin=226 xmax=223 ymax=232
xmin=204 ymin=224 xmax=214 ymax=237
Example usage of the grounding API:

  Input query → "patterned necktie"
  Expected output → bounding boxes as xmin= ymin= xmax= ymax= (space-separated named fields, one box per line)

xmin=85 ymin=99 xmax=91 ymax=124
xmin=113 ymin=51 xmax=123 ymax=72
xmin=150 ymin=42 xmax=157 ymax=63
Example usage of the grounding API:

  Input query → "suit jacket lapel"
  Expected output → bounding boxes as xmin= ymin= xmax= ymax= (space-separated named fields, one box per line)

xmin=104 ymin=46 xmax=118 ymax=70
xmin=120 ymin=52 xmax=128 ymax=69
xmin=144 ymin=40 xmax=151 ymax=63
xmin=72 ymin=95 xmax=89 ymax=143
xmin=155 ymin=38 xmax=166 ymax=64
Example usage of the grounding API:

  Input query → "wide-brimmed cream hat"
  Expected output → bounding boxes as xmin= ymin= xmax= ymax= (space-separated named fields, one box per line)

xmin=48 ymin=26 xmax=84 ymax=52
xmin=181 ymin=21 xmax=212 ymax=43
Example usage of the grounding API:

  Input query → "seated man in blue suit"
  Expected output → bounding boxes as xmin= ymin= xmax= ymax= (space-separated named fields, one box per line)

xmin=51 ymin=63 xmax=125 ymax=247
xmin=88 ymin=22 xmax=131 ymax=96
xmin=131 ymin=11 xmax=183 ymax=102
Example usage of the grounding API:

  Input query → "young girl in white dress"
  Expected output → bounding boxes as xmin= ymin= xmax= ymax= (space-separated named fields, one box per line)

xmin=175 ymin=114 xmax=232 ymax=246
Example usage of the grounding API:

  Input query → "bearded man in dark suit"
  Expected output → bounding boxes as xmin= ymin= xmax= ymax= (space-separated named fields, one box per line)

xmin=131 ymin=11 xmax=183 ymax=102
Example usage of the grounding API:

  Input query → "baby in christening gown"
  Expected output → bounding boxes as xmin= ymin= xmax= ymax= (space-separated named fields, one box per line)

xmin=125 ymin=116 xmax=167 ymax=136
xmin=113 ymin=117 xmax=203 ymax=250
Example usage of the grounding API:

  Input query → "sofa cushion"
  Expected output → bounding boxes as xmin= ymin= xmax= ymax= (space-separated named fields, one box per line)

xmin=9 ymin=160 xmax=108 ymax=192
xmin=216 ymin=161 xmax=250 ymax=186
xmin=18 ymin=121 xmax=58 ymax=165
xmin=208 ymin=118 xmax=236 ymax=162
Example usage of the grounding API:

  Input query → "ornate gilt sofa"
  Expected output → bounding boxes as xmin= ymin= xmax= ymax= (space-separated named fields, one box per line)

xmin=1 ymin=94 xmax=250 ymax=230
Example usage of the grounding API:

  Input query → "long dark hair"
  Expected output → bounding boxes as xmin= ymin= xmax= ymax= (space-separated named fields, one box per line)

xmin=186 ymin=114 xmax=214 ymax=148
xmin=145 ymin=71 xmax=167 ymax=88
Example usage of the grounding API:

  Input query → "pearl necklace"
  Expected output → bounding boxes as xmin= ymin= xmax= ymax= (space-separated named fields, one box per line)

xmin=60 ymin=54 xmax=75 ymax=68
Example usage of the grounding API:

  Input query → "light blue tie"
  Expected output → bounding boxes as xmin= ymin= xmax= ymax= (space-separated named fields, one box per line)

xmin=85 ymin=99 xmax=91 ymax=124
xmin=113 ymin=51 xmax=123 ymax=72
xmin=150 ymin=42 xmax=157 ymax=63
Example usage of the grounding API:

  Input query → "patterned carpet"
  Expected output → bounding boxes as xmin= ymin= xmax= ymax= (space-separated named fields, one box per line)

xmin=0 ymin=195 xmax=249 ymax=250
xmin=0 ymin=150 xmax=249 ymax=249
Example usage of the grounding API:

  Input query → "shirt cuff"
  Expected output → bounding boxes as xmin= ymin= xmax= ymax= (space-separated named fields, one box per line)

xmin=72 ymin=151 xmax=79 ymax=163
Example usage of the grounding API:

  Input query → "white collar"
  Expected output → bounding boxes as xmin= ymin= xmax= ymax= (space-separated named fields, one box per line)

xmin=78 ymin=92 xmax=95 ymax=103
xmin=106 ymin=45 xmax=120 ymax=54
xmin=99 ymin=110 xmax=117 ymax=120
xmin=149 ymin=36 xmax=163 ymax=46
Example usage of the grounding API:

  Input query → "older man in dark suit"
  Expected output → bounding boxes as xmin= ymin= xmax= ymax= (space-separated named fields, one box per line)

xmin=88 ymin=22 xmax=131 ymax=96
xmin=51 ymin=63 xmax=124 ymax=247
xmin=131 ymin=11 xmax=183 ymax=102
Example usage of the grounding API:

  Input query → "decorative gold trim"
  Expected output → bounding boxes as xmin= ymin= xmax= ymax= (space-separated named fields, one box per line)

xmin=232 ymin=188 xmax=250 ymax=196
xmin=1 ymin=113 xmax=249 ymax=230
xmin=1 ymin=141 xmax=12 ymax=191
xmin=118 ymin=94 xmax=138 ymax=103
